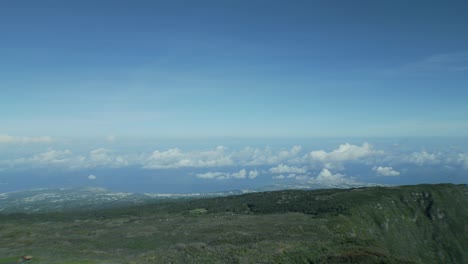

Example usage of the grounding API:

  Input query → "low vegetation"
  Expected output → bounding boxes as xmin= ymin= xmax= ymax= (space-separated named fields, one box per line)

xmin=0 ymin=184 xmax=466 ymax=263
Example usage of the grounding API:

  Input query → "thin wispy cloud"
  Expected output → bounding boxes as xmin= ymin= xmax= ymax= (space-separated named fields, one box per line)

xmin=457 ymin=154 xmax=468 ymax=169
xmin=0 ymin=134 xmax=54 ymax=144
xmin=390 ymin=51 xmax=468 ymax=75
xmin=269 ymin=164 xmax=307 ymax=174
xmin=405 ymin=151 xmax=441 ymax=166
xmin=196 ymin=169 xmax=258 ymax=180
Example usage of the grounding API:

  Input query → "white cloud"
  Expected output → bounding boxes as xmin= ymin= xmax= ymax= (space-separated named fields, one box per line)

xmin=273 ymin=175 xmax=285 ymax=180
xmin=237 ymin=145 xmax=303 ymax=166
xmin=373 ymin=166 xmax=400 ymax=176
xmin=269 ymin=164 xmax=306 ymax=174
xmin=5 ymin=143 xmax=463 ymax=182
xmin=33 ymin=149 xmax=71 ymax=162
xmin=144 ymin=146 xmax=233 ymax=169
xmin=3 ymin=148 xmax=133 ymax=170
xmin=248 ymin=170 xmax=259 ymax=179
xmin=1 ymin=145 xmax=305 ymax=171
xmin=272 ymin=173 xmax=308 ymax=180
xmin=315 ymin=169 xmax=346 ymax=184
xmin=406 ymin=151 xmax=440 ymax=166
xmin=143 ymin=145 xmax=305 ymax=169
xmin=396 ymin=51 xmax=468 ymax=74
xmin=232 ymin=169 xmax=247 ymax=179
xmin=307 ymin=168 xmax=364 ymax=187
xmin=196 ymin=169 xmax=257 ymax=180
xmin=309 ymin=143 xmax=381 ymax=163
xmin=87 ymin=148 xmax=129 ymax=168
xmin=308 ymin=143 xmax=383 ymax=171
xmin=88 ymin=174 xmax=97 ymax=180
xmin=105 ymin=135 xmax=116 ymax=142
xmin=12 ymin=149 xmax=73 ymax=167
xmin=196 ymin=171 xmax=227 ymax=179
xmin=294 ymin=175 xmax=308 ymax=180
xmin=458 ymin=153 xmax=468 ymax=169
xmin=0 ymin=134 xmax=53 ymax=144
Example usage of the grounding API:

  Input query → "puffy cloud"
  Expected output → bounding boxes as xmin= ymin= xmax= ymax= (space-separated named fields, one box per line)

xmin=196 ymin=171 xmax=227 ymax=179
xmin=144 ymin=146 xmax=233 ymax=169
xmin=237 ymin=145 xmax=303 ymax=166
xmin=458 ymin=153 xmax=468 ymax=169
xmin=33 ymin=149 xmax=71 ymax=163
xmin=309 ymin=143 xmax=382 ymax=164
xmin=143 ymin=145 xmax=305 ymax=169
xmin=373 ymin=166 xmax=400 ymax=176
xmin=406 ymin=151 xmax=440 ymax=166
xmin=5 ymin=142 xmax=463 ymax=183
xmin=272 ymin=173 xmax=308 ymax=180
xmin=88 ymin=174 xmax=97 ymax=180
xmin=315 ymin=169 xmax=346 ymax=184
xmin=293 ymin=174 xmax=308 ymax=180
xmin=196 ymin=169 xmax=257 ymax=180
xmin=11 ymin=149 xmax=72 ymax=167
xmin=269 ymin=164 xmax=306 ymax=174
xmin=105 ymin=135 xmax=116 ymax=142
xmin=271 ymin=145 xmax=303 ymax=163
xmin=2 ymin=145 xmax=304 ymax=171
xmin=231 ymin=169 xmax=247 ymax=179
xmin=3 ymin=148 xmax=132 ymax=170
xmin=308 ymin=168 xmax=364 ymax=187
xmin=248 ymin=170 xmax=259 ymax=179
xmin=0 ymin=134 xmax=53 ymax=144
xmin=87 ymin=148 xmax=129 ymax=168
xmin=307 ymin=143 xmax=384 ymax=171
xmin=273 ymin=175 xmax=286 ymax=180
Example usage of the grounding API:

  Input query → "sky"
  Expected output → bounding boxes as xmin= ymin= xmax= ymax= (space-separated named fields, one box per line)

xmin=0 ymin=1 xmax=467 ymax=193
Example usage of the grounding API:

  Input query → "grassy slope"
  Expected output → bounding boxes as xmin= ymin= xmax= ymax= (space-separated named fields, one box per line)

xmin=0 ymin=184 xmax=466 ymax=263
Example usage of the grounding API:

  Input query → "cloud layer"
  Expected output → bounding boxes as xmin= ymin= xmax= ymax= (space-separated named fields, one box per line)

xmin=1 ymin=140 xmax=467 ymax=186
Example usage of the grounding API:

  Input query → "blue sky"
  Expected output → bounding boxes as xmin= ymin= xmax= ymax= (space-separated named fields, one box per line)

xmin=1 ymin=0 xmax=468 ymax=138
xmin=1 ymin=1 xmax=468 ymax=192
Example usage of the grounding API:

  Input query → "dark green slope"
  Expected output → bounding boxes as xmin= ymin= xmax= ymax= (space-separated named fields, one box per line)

xmin=0 ymin=184 xmax=466 ymax=264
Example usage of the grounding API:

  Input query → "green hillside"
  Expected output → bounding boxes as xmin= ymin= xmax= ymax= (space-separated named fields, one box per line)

xmin=0 ymin=184 xmax=466 ymax=263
